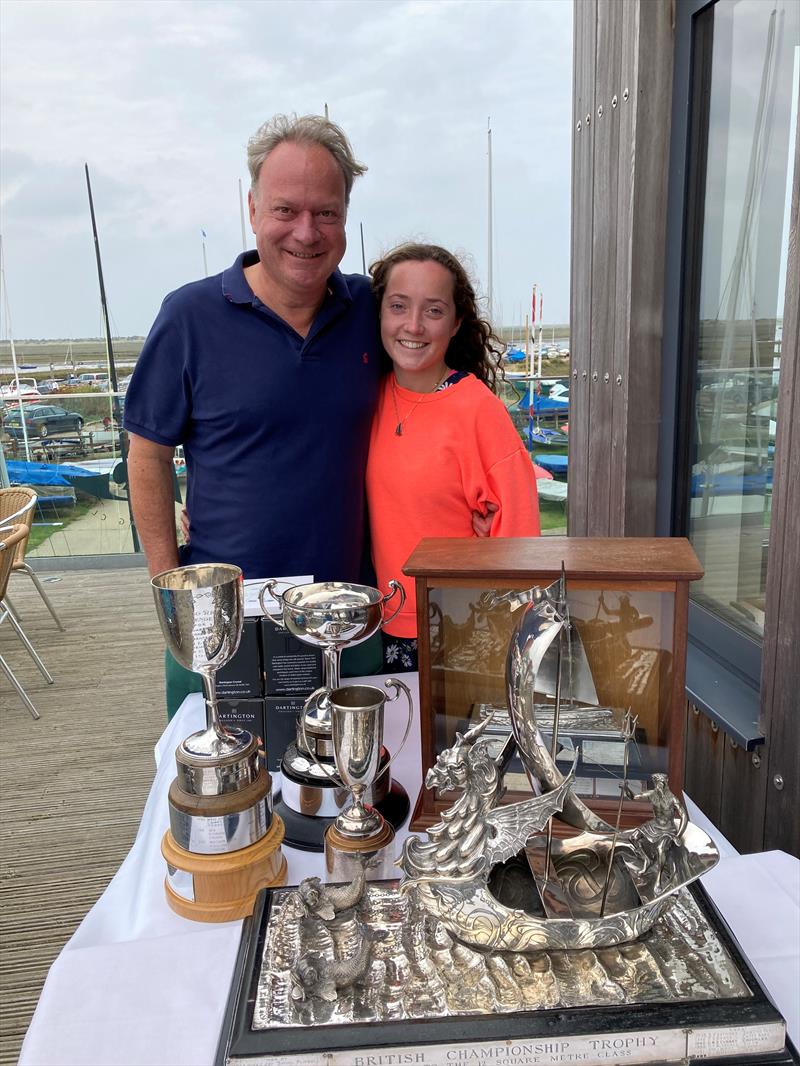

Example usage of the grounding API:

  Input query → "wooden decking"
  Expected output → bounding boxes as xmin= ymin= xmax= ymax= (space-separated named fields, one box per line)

xmin=0 ymin=566 xmax=166 ymax=1065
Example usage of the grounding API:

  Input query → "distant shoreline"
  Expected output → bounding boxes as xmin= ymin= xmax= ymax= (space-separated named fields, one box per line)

xmin=0 ymin=326 xmax=573 ymax=374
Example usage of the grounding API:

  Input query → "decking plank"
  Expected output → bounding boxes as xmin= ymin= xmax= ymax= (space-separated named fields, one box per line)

xmin=0 ymin=566 xmax=166 ymax=1066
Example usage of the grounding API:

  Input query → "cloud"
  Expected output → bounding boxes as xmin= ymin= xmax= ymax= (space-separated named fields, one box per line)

xmin=0 ymin=0 xmax=573 ymax=337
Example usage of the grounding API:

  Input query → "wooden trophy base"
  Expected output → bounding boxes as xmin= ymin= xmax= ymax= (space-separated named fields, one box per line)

xmin=324 ymin=818 xmax=396 ymax=881
xmin=161 ymin=814 xmax=286 ymax=923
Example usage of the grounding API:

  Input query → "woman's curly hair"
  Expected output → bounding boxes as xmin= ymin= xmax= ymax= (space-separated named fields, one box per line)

xmin=369 ymin=243 xmax=504 ymax=393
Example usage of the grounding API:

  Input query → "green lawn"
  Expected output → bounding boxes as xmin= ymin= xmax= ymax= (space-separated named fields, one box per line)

xmin=540 ymin=499 xmax=567 ymax=534
xmin=27 ymin=498 xmax=96 ymax=551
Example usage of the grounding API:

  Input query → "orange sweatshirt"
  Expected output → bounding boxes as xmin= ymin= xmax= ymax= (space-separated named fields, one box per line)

xmin=366 ymin=373 xmax=541 ymax=637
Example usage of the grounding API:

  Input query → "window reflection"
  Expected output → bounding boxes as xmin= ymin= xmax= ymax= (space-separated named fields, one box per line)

xmin=689 ymin=0 xmax=799 ymax=639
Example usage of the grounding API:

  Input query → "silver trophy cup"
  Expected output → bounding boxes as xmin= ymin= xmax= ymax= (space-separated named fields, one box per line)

xmin=301 ymin=679 xmax=413 ymax=880
xmin=152 ymin=563 xmax=250 ymax=760
xmin=259 ymin=579 xmax=405 ymax=756
xmin=152 ymin=563 xmax=275 ymax=861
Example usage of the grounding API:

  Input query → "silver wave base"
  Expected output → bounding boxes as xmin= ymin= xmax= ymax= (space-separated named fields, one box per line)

xmin=251 ymin=881 xmax=749 ymax=1031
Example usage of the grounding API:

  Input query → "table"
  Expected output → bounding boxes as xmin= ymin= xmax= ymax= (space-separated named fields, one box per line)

xmin=19 ymin=680 xmax=800 ymax=1066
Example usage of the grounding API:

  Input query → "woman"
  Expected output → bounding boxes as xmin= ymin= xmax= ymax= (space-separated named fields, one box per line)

xmin=367 ymin=243 xmax=541 ymax=669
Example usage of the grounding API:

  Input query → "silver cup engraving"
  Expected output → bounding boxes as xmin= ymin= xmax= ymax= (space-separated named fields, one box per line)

xmin=152 ymin=563 xmax=249 ymax=760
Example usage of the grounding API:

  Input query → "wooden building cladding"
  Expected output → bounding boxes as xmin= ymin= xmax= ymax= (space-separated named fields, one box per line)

xmin=569 ymin=0 xmax=799 ymax=857
xmin=569 ymin=0 xmax=674 ymax=538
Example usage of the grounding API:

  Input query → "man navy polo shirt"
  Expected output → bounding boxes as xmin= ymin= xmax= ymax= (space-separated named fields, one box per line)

xmin=124 ymin=250 xmax=381 ymax=581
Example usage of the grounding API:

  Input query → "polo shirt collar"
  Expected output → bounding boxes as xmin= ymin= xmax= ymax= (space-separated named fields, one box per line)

xmin=222 ymin=251 xmax=354 ymax=309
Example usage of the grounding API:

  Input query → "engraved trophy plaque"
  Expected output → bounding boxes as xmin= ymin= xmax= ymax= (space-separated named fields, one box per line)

xmin=301 ymin=680 xmax=413 ymax=881
xmin=259 ymin=579 xmax=410 ymax=850
xmin=152 ymin=564 xmax=286 ymax=921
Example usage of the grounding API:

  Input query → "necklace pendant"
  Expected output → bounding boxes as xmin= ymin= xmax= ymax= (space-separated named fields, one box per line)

xmin=395 ymin=424 xmax=403 ymax=436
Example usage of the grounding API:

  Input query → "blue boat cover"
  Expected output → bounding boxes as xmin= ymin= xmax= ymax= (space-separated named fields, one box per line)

xmin=534 ymin=453 xmax=569 ymax=475
xmin=691 ymin=468 xmax=772 ymax=497
xmin=504 ymin=347 xmax=526 ymax=363
xmin=528 ymin=427 xmax=569 ymax=447
xmin=513 ymin=393 xmax=569 ymax=414
xmin=7 ymin=460 xmax=101 ymax=487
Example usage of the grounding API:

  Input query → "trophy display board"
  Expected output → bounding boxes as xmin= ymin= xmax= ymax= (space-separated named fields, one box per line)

xmin=402 ymin=537 xmax=702 ymax=831
xmin=214 ymin=880 xmax=796 ymax=1066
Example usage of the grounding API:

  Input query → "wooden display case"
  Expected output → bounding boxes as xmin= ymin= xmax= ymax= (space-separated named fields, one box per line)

xmin=403 ymin=537 xmax=703 ymax=832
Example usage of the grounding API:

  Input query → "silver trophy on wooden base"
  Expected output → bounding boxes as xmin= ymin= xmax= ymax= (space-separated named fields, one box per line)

xmin=300 ymin=680 xmax=413 ymax=881
xmin=259 ymin=580 xmax=410 ymax=850
xmin=152 ymin=563 xmax=285 ymax=921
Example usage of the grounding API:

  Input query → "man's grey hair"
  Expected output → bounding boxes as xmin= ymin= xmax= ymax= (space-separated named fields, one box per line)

xmin=247 ymin=114 xmax=367 ymax=207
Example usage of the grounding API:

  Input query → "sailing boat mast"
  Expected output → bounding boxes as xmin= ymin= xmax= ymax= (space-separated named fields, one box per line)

xmin=238 ymin=179 xmax=248 ymax=252
xmin=599 ymin=710 xmax=637 ymax=916
xmin=84 ymin=164 xmax=140 ymax=553
xmin=0 ymin=235 xmax=32 ymax=463
xmin=487 ymin=118 xmax=494 ymax=322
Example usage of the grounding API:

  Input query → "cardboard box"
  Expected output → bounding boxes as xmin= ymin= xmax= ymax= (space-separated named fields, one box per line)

xmin=215 ymin=617 xmax=263 ymax=699
xmin=214 ymin=697 xmax=266 ymax=747
xmin=261 ymin=621 xmax=323 ymax=697
xmin=264 ymin=696 xmax=305 ymax=772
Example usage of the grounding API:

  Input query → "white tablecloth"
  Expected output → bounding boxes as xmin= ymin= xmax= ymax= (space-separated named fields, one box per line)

xmin=19 ymin=681 xmax=800 ymax=1065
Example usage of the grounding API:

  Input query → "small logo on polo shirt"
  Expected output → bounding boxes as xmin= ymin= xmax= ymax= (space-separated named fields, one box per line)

xmin=362 ymin=352 xmax=369 ymax=364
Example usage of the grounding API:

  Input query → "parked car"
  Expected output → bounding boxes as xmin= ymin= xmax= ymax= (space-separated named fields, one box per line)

xmin=77 ymin=373 xmax=109 ymax=390
xmin=4 ymin=403 xmax=84 ymax=439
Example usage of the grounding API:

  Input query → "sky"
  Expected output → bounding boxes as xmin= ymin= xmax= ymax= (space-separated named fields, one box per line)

xmin=0 ymin=0 xmax=573 ymax=340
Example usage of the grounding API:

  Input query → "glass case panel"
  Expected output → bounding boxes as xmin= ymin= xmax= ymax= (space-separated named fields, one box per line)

xmin=428 ymin=583 xmax=675 ymax=806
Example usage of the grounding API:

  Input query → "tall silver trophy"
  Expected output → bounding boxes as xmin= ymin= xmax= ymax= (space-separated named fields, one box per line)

xmin=304 ymin=680 xmax=413 ymax=880
xmin=152 ymin=564 xmax=285 ymax=922
xmin=259 ymin=580 xmax=410 ymax=850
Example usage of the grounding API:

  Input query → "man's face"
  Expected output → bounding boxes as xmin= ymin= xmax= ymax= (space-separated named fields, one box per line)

xmin=249 ymin=141 xmax=347 ymax=304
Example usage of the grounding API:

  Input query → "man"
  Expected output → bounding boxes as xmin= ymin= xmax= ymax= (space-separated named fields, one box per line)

xmin=124 ymin=115 xmax=381 ymax=712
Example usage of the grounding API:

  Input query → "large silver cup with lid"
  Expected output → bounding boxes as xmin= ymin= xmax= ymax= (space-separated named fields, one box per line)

xmin=152 ymin=564 xmax=272 ymax=854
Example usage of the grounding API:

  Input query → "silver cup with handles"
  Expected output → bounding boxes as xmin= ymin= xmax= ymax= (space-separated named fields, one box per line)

xmin=259 ymin=579 xmax=405 ymax=758
xmin=300 ymin=678 xmax=414 ymax=880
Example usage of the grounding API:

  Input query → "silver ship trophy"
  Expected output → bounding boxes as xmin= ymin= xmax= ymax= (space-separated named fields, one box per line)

xmin=152 ymin=564 xmax=285 ymax=921
xmin=301 ymin=680 xmax=413 ymax=881
xmin=259 ymin=580 xmax=410 ymax=850
xmin=215 ymin=575 xmax=791 ymax=1066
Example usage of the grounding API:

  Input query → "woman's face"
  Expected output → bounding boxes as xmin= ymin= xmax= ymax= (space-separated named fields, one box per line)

xmin=380 ymin=259 xmax=461 ymax=391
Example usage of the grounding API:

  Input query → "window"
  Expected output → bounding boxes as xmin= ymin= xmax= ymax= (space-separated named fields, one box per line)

xmin=680 ymin=0 xmax=798 ymax=640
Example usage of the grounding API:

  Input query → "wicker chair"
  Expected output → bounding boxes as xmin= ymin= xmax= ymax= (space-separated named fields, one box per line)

xmin=1 ymin=523 xmax=54 ymax=719
xmin=0 ymin=487 xmax=65 ymax=630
